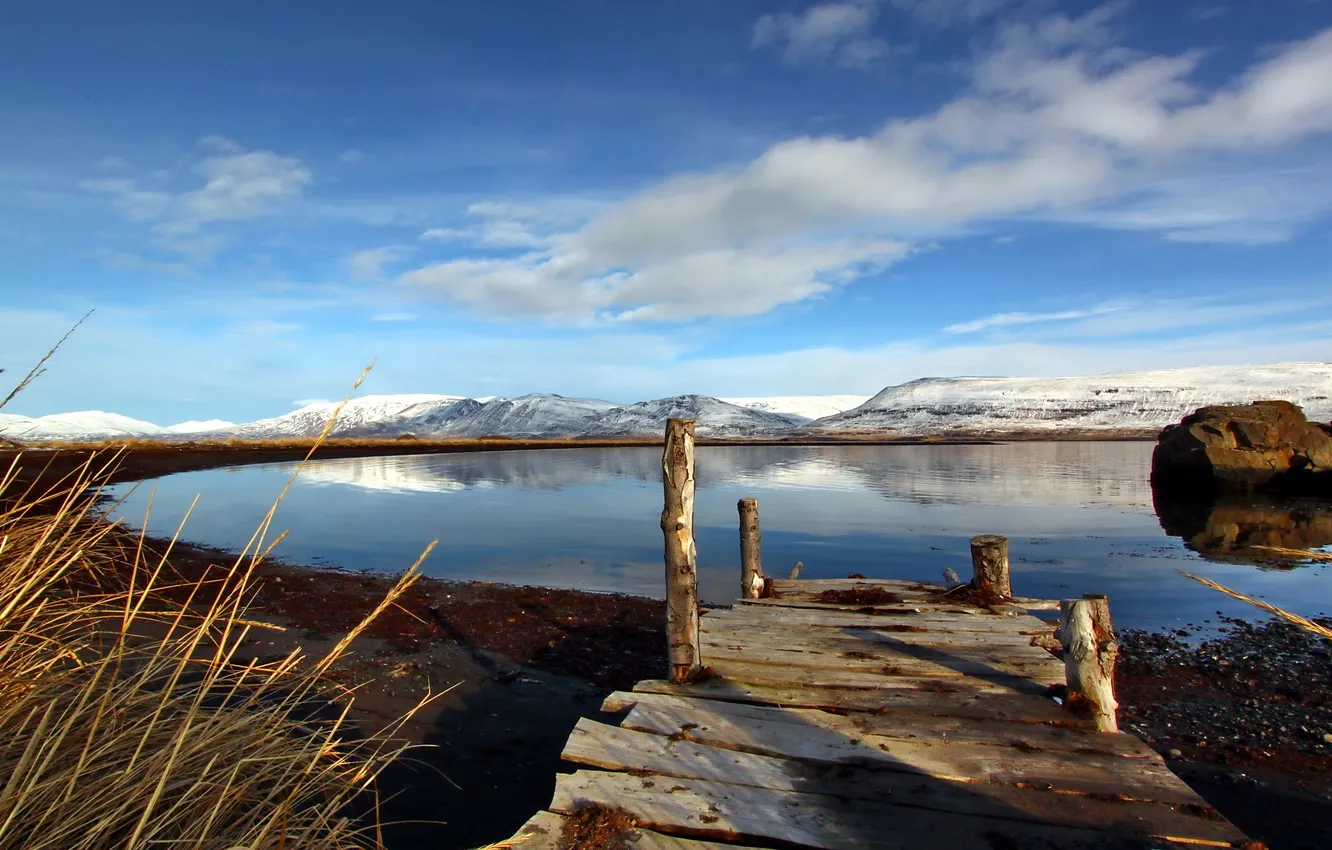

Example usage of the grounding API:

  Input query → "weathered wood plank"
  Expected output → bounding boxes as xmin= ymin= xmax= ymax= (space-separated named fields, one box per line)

xmin=699 ymin=634 xmax=1064 ymax=677
xmin=705 ymin=658 xmax=1063 ymax=692
xmin=703 ymin=606 xmax=1057 ymax=633
xmin=551 ymin=771 xmax=1203 ymax=850
xmin=764 ymin=580 xmax=1060 ymax=611
xmin=601 ymin=692 xmax=1156 ymax=758
xmin=602 ymin=702 xmax=1202 ymax=806
xmin=701 ymin=619 xmax=1057 ymax=649
xmin=506 ymin=810 xmax=747 ymax=850
xmin=631 ymin=678 xmax=1088 ymax=727
xmin=561 ymin=720 xmax=1245 ymax=845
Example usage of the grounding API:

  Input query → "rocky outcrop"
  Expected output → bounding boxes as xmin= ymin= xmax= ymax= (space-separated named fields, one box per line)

xmin=1151 ymin=400 xmax=1332 ymax=494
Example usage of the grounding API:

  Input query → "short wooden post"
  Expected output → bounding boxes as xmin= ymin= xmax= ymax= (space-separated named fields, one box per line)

xmin=738 ymin=498 xmax=764 ymax=599
xmin=1057 ymin=593 xmax=1120 ymax=733
xmin=661 ymin=418 xmax=701 ymax=684
xmin=969 ymin=534 xmax=1012 ymax=598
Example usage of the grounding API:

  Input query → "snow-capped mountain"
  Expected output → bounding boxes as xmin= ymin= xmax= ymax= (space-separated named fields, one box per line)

xmin=430 ymin=394 xmax=619 ymax=437
xmin=722 ymin=395 xmax=870 ymax=421
xmin=0 ymin=411 xmax=166 ymax=441
xmin=5 ymin=362 xmax=1329 ymax=443
xmin=209 ymin=394 xmax=469 ymax=440
xmin=582 ymin=395 xmax=808 ymax=437
xmin=165 ymin=419 xmax=236 ymax=434
xmin=811 ymin=363 xmax=1332 ymax=435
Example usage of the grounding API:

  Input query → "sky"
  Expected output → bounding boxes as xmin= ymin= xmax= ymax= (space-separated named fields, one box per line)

xmin=2 ymin=0 xmax=1331 ymax=425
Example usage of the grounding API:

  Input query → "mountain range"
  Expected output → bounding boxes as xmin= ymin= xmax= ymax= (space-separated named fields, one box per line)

xmin=2 ymin=362 xmax=1329 ymax=443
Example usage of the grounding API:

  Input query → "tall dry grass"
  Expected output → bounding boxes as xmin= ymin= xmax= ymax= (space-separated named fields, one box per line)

xmin=0 ymin=362 xmax=444 ymax=849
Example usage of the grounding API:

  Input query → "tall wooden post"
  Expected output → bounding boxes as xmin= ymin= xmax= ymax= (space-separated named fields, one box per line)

xmin=1057 ymin=593 xmax=1119 ymax=733
xmin=661 ymin=418 xmax=701 ymax=684
xmin=969 ymin=534 xmax=1012 ymax=598
xmin=738 ymin=497 xmax=763 ymax=599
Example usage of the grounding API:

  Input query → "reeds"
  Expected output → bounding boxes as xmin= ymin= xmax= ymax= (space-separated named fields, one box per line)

xmin=0 ymin=362 xmax=441 ymax=849
xmin=1178 ymin=570 xmax=1332 ymax=640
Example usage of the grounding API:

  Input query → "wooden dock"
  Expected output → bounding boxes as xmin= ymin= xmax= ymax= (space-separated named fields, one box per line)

xmin=499 ymin=420 xmax=1253 ymax=849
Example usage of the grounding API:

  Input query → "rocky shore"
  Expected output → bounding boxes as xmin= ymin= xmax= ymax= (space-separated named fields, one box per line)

xmin=132 ymin=527 xmax=1331 ymax=850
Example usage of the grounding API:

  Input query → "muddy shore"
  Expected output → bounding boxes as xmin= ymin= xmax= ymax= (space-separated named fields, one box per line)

xmin=133 ymin=530 xmax=1330 ymax=850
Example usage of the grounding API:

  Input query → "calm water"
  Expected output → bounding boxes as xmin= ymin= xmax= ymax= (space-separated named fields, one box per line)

xmin=105 ymin=442 xmax=1332 ymax=632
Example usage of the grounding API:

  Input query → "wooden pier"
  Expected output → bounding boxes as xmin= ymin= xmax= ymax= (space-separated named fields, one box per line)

xmin=501 ymin=421 xmax=1252 ymax=849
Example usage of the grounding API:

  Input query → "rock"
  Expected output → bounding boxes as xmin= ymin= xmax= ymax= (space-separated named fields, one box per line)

xmin=1152 ymin=401 xmax=1332 ymax=495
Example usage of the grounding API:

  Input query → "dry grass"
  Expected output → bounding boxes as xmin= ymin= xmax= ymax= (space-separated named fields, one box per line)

xmin=0 ymin=362 xmax=446 ymax=849
xmin=1179 ymin=570 xmax=1332 ymax=640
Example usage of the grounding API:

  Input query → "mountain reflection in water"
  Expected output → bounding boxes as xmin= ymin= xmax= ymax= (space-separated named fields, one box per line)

xmin=107 ymin=442 xmax=1329 ymax=631
xmin=1153 ymin=489 xmax=1332 ymax=569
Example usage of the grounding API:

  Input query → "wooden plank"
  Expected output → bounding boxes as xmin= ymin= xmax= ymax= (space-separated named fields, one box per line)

xmin=561 ymin=720 xmax=1245 ymax=845
xmin=631 ymin=678 xmax=1089 ymax=727
xmin=603 ymin=702 xmax=1204 ymax=806
xmin=705 ymin=658 xmax=1062 ymax=692
xmin=505 ymin=810 xmax=747 ymax=850
xmin=701 ymin=619 xmax=1057 ymax=649
xmin=551 ymin=771 xmax=1202 ymax=850
xmin=699 ymin=635 xmax=1065 ymax=678
xmin=703 ymin=607 xmax=1056 ymax=633
xmin=602 ymin=692 xmax=1157 ymax=758
xmin=765 ymin=582 xmax=1063 ymax=612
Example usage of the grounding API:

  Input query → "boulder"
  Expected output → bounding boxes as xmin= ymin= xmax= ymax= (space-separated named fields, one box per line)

xmin=1151 ymin=400 xmax=1332 ymax=494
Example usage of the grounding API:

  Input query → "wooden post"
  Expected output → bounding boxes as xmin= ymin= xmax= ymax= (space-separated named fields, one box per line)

xmin=738 ymin=497 xmax=763 ymax=599
xmin=661 ymin=418 xmax=701 ymax=684
xmin=969 ymin=534 xmax=1012 ymax=598
xmin=1057 ymin=593 xmax=1120 ymax=733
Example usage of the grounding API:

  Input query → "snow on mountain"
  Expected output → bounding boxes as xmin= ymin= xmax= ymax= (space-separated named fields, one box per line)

xmin=211 ymin=394 xmax=469 ymax=440
xmin=582 ymin=395 xmax=807 ymax=437
xmin=165 ymin=419 xmax=235 ymax=434
xmin=722 ymin=395 xmax=871 ymax=421
xmin=9 ymin=362 xmax=1330 ymax=442
xmin=812 ymin=363 xmax=1332 ymax=435
xmin=430 ymin=393 xmax=619 ymax=437
xmin=0 ymin=411 xmax=166 ymax=442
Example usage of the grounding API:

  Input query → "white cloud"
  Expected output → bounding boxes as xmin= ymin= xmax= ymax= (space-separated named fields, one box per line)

xmin=887 ymin=0 xmax=1024 ymax=27
xmin=945 ymin=304 xmax=1127 ymax=334
xmin=199 ymin=134 xmax=244 ymax=154
xmin=369 ymin=312 xmax=418 ymax=322
xmin=83 ymin=138 xmax=312 ymax=263
xmin=101 ymin=251 xmax=196 ymax=277
xmin=349 ymin=245 xmax=414 ymax=282
xmin=96 ymin=156 xmax=131 ymax=170
xmin=752 ymin=2 xmax=895 ymax=69
xmin=419 ymin=227 xmax=468 ymax=242
xmin=402 ymin=238 xmax=910 ymax=324
xmin=397 ymin=10 xmax=1332 ymax=325
xmin=339 ymin=149 xmax=365 ymax=164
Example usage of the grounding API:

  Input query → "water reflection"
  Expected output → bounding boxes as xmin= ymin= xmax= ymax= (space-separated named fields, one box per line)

xmin=1153 ymin=489 xmax=1332 ymax=568
xmin=289 ymin=442 xmax=1155 ymax=508
xmin=106 ymin=442 xmax=1329 ymax=631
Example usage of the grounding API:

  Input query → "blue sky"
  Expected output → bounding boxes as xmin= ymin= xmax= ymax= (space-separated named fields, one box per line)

xmin=2 ymin=0 xmax=1331 ymax=425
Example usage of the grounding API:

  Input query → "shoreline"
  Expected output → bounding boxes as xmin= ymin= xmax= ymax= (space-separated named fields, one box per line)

xmin=123 ymin=524 xmax=1331 ymax=850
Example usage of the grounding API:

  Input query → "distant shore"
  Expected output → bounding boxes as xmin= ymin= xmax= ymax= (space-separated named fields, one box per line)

xmin=1 ymin=429 xmax=1156 ymax=488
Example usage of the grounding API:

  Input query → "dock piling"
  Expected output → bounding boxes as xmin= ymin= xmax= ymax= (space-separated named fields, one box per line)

xmin=1058 ymin=593 xmax=1120 ymax=732
xmin=969 ymin=534 xmax=1012 ymax=598
xmin=661 ymin=418 xmax=701 ymax=684
xmin=738 ymin=497 xmax=764 ymax=599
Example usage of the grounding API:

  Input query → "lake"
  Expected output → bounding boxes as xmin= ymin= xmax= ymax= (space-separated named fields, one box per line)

xmin=104 ymin=442 xmax=1332 ymax=633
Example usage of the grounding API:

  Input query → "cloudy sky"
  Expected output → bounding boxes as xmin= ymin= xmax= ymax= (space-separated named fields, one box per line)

xmin=2 ymin=0 xmax=1331 ymax=425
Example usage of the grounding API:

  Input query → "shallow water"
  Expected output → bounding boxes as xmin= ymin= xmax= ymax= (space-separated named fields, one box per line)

xmin=105 ymin=442 xmax=1331 ymax=632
